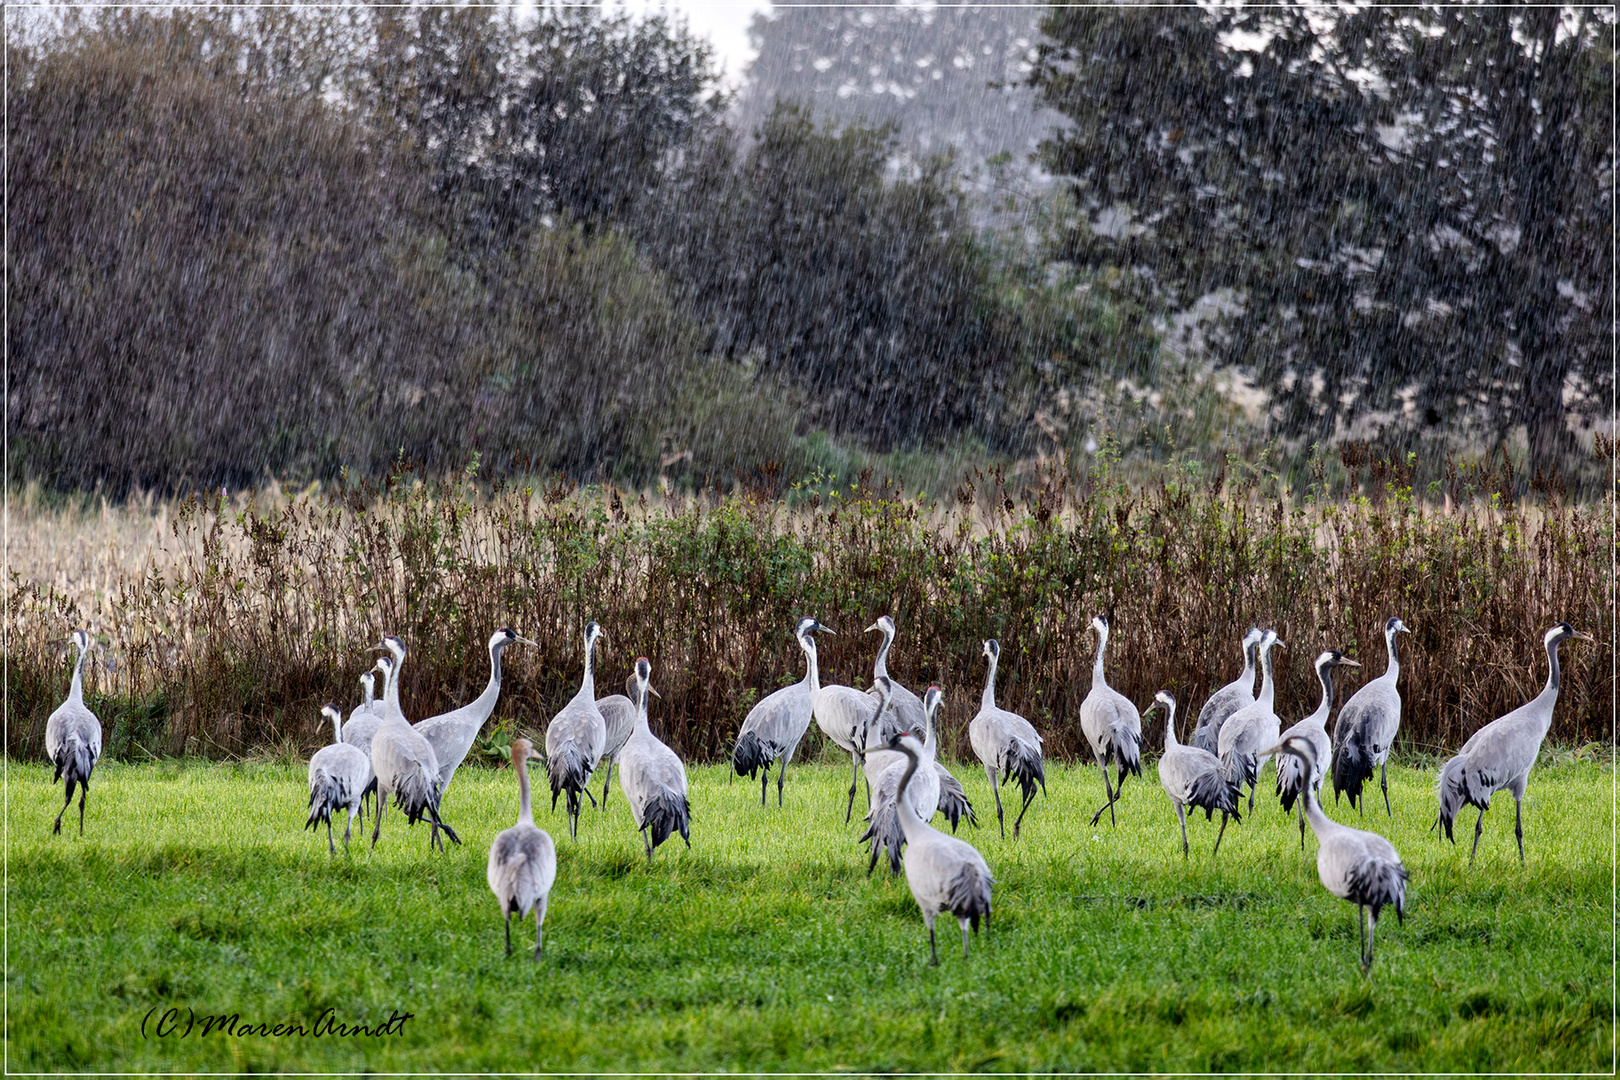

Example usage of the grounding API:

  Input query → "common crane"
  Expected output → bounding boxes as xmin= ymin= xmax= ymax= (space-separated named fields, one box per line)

xmin=487 ymin=738 xmax=557 ymax=961
xmin=1268 ymin=735 xmax=1408 ymax=973
xmin=618 ymin=657 xmax=691 ymax=861
xmin=861 ymin=681 xmax=943 ymax=875
xmin=731 ymin=617 xmax=834 ymax=807
xmin=1080 ymin=615 xmax=1143 ymax=827
xmin=1191 ymin=627 xmax=1264 ymax=754
xmin=545 ymin=621 xmax=609 ymax=840
xmin=885 ymin=729 xmax=994 ymax=965
xmin=968 ymin=639 xmax=1045 ymax=839
xmin=368 ymin=636 xmax=460 ymax=851
xmin=415 ymin=628 xmax=536 ymax=796
xmin=1437 ymin=623 xmax=1593 ymax=864
xmin=342 ymin=659 xmax=391 ymax=816
xmin=1217 ymin=629 xmax=1284 ymax=814
xmin=1331 ymin=617 xmax=1411 ymax=816
xmin=1276 ymin=650 xmax=1359 ymax=849
xmin=594 ymin=671 xmax=638 ymax=810
xmin=45 ymin=630 xmax=103 ymax=836
xmin=1152 ymin=691 xmax=1242 ymax=858
xmin=306 ymin=704 xmax=372 ymax=855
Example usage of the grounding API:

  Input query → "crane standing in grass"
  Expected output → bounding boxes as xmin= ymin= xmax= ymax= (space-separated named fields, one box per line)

xmin=1276 ymin=650 xmax=1360 ymax=849
xmin=306 ymin=704 xmax=372 ymax=855
xmin=487 ymin=738 xmax=556 ymax=961
xmin=415 ymin=628 xmax=536 ymax=798
xmin=1217 ymin=629 xmax=1284 ymax=814
xmin=45 ymin=630 xmax=103 ymax=837
xmin=731 ymin=616 xmax=834 ymax=807
xmin=1436 ymin=623 xmax=1593 ymax=864
xmin=1269 ymin=735 xmax=1408 ymax=974
xmin=861 ymin=681 xmax=944 ymax=875
xmin=594 ymin=670 xmax=638 ymax=811
xmin=1331 ymin=617 xmax=1411 ymax=816
xmin=546 ymin=622 xmax=610 ymax=840
xmin=342 ymin=662 xmax=390 ymax=816
xmin=1152 ymin=691 xmax=1242 ymax=858
xmin=886 ymin=726 xmax=994 ymax=965
xmin=369 ymin=636 xmax=460 ymax=852
xmin=1080 ymin=615 xmax=1144 ymax=827
xmin=617 ymin=657 xmax=691 ymax=860
xmin=969 ymin=639 xmax=1045 ymax=839
xmin=1192 ymin=627 xmax=1264 ymax=755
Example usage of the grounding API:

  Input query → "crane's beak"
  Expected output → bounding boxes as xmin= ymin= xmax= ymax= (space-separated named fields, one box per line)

xmin=370 ymin=640 xmax=388 ymax=652
xmin=648 ymin=685 xmax=663 ymax=700
xmin=1273 ymin=639 xmax=1287 ymax=650
xmin=1341 ymin=658 xmax=1362 ymax=667
xmin=516 ymin=636 xmax=539 ymax=648
xmin=864 ymin=623 xmax=880 ymax=634
xmin=816 ymin=623 xmax=836 ymax=635
xmin=597 ymin=631 xmax=610 ymax=649
xmin=1572 ymin=629 xmax=1595 ymax=641
xmin=1397 ymin=624 xmax=1412 ymax=634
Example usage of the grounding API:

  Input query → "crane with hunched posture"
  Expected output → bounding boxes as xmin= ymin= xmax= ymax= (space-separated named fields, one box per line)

xmin=618 ymin=657 xmax=691 ymax=860
xmin=306 ymin=704 xmax=372 ymax=855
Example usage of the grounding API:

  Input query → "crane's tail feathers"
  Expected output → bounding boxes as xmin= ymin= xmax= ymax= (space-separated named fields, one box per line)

xmin=1435 ymin=752 xmax=1496 ymax=841
xmin=305 ymin=772 xmax=343 ymax=831
xmin=391 ymin=763 xmax=445 ymax=831
xmin=858 ymin=802 xmax=905 ymax=875
xmin=1187 ymin=768 xmax=1243 ymax=823
xmin=1275 ymin=754 xmax=1308 ymax=814
xmin=1112 ymin=723 xmax=1143 ymax=778
xmin=1005 ymin=737 xmax=1046 ymax=804
xmin=935 ymin=769 xmax=978 ymax=831
xmin=1348 ymin=858 xmax=1409 ymax=922
xmin=1222 ymin=749 xmax=1259 ymax=793
xmin=1331 ymin=739 xmax=1375 ymax=808
xmin=53 ymin=735 xmax=95 ymax=787
xmin=642 ymin=791 xmax=692 ymax=850
xmin=547 ymin=746 xmax=592 ymax=806
xmin=731 ymin=731 xmax=770 ymax=780
xmin=944 ymin=862 xmax=993 ymax=933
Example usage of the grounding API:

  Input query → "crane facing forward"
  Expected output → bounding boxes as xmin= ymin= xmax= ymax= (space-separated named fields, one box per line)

xmin=969 ymin=639 xmax=1045 ymax=839
xmin=1436 ymin=623 xmax=1593 ymax=864
xmin=1152 ymin=691 xmax=1243 ymax=858
xmin=487 ymin=738 xmax=557 ymax=961
xmin=1080 ymin=615 xmax=1143 ymax=827
xmin=732 ymin=617 xmax=834 ymax=807
xmin=45 ymin=630 xmax=103 ymax=836
xmin=618 ymin=657 xmax=691 ymax=861
xmin=1331 ymin=616 xmax=1411 ymax=817
xmin=546 ymin=621 xmax=610 ymax=840
xmin=1268 ymin=735 xmax=1408 ymax=974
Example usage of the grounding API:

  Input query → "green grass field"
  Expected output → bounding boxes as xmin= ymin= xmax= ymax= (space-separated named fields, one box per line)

xmin=7 ymin=753 xmax=1613 ymax=1071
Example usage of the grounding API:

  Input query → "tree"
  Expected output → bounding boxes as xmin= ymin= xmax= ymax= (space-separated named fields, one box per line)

xmin=1030 ymin=4 xmax=1613 ymax=473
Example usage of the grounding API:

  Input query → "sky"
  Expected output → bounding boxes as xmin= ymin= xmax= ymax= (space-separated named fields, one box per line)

xmin=623 ymin=0 xmax=773 ymax=90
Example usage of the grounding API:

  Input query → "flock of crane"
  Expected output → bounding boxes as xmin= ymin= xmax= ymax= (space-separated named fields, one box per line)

xmin=44 ymin=611 xmax=1590 ymax=972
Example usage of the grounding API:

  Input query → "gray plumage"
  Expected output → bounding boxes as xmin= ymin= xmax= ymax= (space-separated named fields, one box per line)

xmin=368 ymin=638 xmax=460 ymax=852
xmin=1080 ymin=615 xmax=1143 ymax=827
xmin=545 ymin=621 xmax=609 ymax=840
xmin=306 ymin=704 xmax=372 ymax=855
xmin=861 ymin=682 xmax=944 ymax=875
xmin=1152 ymin=691 xmax=1242 ymax=858
xmin=1331 ymin=617 xmax=1410 ymax=816
xmin=45 ymin=630 xmax=103 ymax=837
xmin=342 ymin=662 xmax=389 ymax=816
xmin=1437 ymin=623 xmax=1593 ymax=863
xmin=1217 ymin=629 xmax=1284 ymax=814
xmin=618 ymin=657 xmax=691 ymax=860
xmin=885 ymin=730 xmax=994 ymax=965
xmin=488 ymin=738 xmax=557 ymax=961
xmin=1270 ymin=735 xmax=1408 ymax=973
xmin=731 ymin=617 xmax=832 ymax=807
xmin=932 ymin=766 xmax=977 ymax=832
xmin=968 ymin=639 xmax=1045 ymax=839
xmin=1276 ymin=650 xmax=1359 ymax=849
xmin=593 ymin=671 xmax=638 ymax=810
xmin=415 ymin=628 xmax=535 ymax=796
xmin=1192 ymin=627 xmax=1264 ymax=754
xmin=814 ymin=682 xmax=882 ymax=824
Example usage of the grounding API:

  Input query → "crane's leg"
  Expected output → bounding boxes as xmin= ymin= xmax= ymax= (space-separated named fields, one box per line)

xmin=1298 ymin=805 xmax=1307 ymax=852
xmin=1113 ymin=768 xmax=1129 ymax=825
xmin=1469 ymin=804 xmax=1486 ymax=865
xmin=760 ymin=764 xmax=769 ymax=806
xmin=927 ymin=919 xmax=939 ymax=967
xmin=505 ymin=910 xmax=513 ymax=957
xmin=985 ymin=764 xmax=1005 ymax=839
xmin=1175 ymin=802 xmax=1189 ymax=859
xmin=777 ymin=762 xmax=787 ymax=807
xmin=371 ymin=790 xmax=387 ymax=849
xmin=644 ymin=827 xmax=655 ymax=862
xmin=327 ymin=818 xmax=336 ymax=855
xmin=601 ymin=759 xmax=613 ymax=811
xmin=343 ymin=809 xmax=354 ymax=855
xmin=960 ymin=918 xmax=971 ymax=959
xmin=533 ymin=898 xmax=547 ymax=961
xmin=78 ymin=783 xmax=88 ymax=837
xmin=1357 ymin=905 xmax=1367 ymax=972
xmin=1212 ymin=811 xmax=1229 ymax=858
xmin=1366 ymin=911 xmax=1379 ymax=972
xmin=1511 ymin=783 xmax=1526 ymax=863
xmin=582 ymin=784 xmax=598 ymax=809
xmin=1380 ymin=761 xmax=1392 ymax=818
xmin=53 ymin=779 xmax=73 ymax=836
xmin=1013 ymin=785 xmax=1035 ymax=838
xmin=845 ymin=751 xmax=861 ymax=825
xmin=1088 ymin=764 xmax=1116 ymax=827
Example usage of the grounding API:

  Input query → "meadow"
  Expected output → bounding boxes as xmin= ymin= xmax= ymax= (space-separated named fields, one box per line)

xmin=8 ymin=754 xmax=1612 ymax=1072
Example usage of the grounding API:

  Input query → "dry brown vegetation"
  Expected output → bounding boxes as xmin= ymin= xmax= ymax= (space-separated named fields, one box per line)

xmin=5 ymin=451 xmax=1610 ymax=766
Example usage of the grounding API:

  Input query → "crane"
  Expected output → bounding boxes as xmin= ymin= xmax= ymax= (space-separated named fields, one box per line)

xmin=617 ymin=657 xmax=691 ymax=860
xmin=594 ymin=670 xmax=638 ymax=810
xmin=968 ymin=639 xmax=1045 ymax=839
xmin=368 ymin=635 xmax=460 ymax=852
xmin=1268 ymin=735 xmax=1408 ymax=974
xmin=545 ymin=621 xmax=609 ymax=840
xmin=341 ymin=659 xmax=391 ymax=817
xmin=1437 ymin=623 xmax=1593 ymax=864
xmin=306 ymin=704 xmax=372 ymax=855
xmin=45 ymin=630 xmax=103 ymax=836
xmin=1080 ymin=615 xmax=1143 ymax=827
xmin=1191 ymin=627 xmax=1264 ymax=754
xmin=1217 ymin=629 xmax=1284 ymax=814
xmin=861 ymin=680 xmax=943 ymax=874
xmin=487 ymin=738 xmax=557 ymax=961
xmin=1151 ymin=691 xmax=1242 ymax=857
xmin=731 ymin=616 xmax=834 ymax=807
xmin=415 ymin=628 xmax=536 ymax=796
xmin=1276 ymin=650 xmax=1359 ymax=849
xmin=1331 ymin=617 xmax=1411 ymax=816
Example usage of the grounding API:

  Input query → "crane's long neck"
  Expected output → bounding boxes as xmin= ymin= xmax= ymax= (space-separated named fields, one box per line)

xmin=634 ymin=686 xmax=651 ymax=736
xmin=1538 ymin=638 xmax=1564 ymax=721
xmin=1091 ymin=628 xmax=1109 ymax=687
xmin=69 ymin=642 xmax=86 ymax=703
xmin=1257 ymin=644 xmax=1277 ymax=709
xmin=894 ymin=746 xmax=926 ymax=841
xmin=469 ymin=640 xmax=504 ymax=719
xmin=330 ymin=713 xmax=344 ymax=744
xmin=1383 ymin=629 xmax=1401 ymax=684
xmin=873 ymin=628 xmax=893 ymax=681
xmin=1308 ymin=664 xmax=1335 ymax=726
xmin=362 ymin=678 xmax=375 ymax=707
xmin=1299 ymin=773 xmax=1335 ymax=836
xmin=1239 ymin=638 xmax=1256 ymax=686
xmin=922 ymin=706 xmax=938 ymax=762
xmin=579 ymin=636 xmax=596 ymax=699
xmin=982 ymin=655 xmax=998 ymax=712
xmin=384 ymin=658 xmax=403 ymax=719
xmin=1163 ymin=708 xmax=1179 ymax=749
xmin=517 ymin=756 xmax=534 ymax=824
